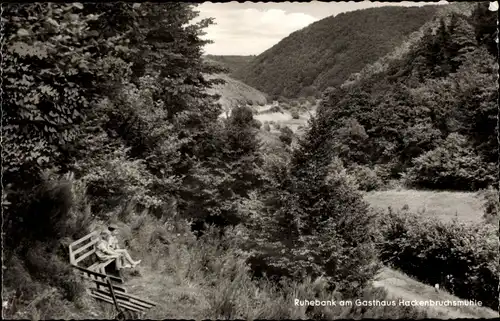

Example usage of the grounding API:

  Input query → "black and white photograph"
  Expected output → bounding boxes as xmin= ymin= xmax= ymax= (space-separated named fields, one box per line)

xmin=2 ymin=1 xmax=499 ymax=319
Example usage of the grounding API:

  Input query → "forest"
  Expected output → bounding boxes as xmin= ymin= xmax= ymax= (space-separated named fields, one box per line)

xmin=233 ymin=5 xmax=440 ymax=98
xmin=312 ymin=7 xmax=497 ymax=191
xmin=2 ymin=2 xmax=498 ymax=319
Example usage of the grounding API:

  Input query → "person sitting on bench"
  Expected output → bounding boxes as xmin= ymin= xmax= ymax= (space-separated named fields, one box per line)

xmin=96 ymin=225 xmax=141 ymax=269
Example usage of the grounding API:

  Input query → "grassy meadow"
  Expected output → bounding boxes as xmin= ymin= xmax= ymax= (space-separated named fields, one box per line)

xmin=364 ymin=189 xmax=485 ymax=223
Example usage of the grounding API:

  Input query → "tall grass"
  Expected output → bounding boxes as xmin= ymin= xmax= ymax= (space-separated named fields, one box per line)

xmin=117 ymin=209 xmax=434 ymax=320
xmin=4 ymin=176 xmax=454 ymax=320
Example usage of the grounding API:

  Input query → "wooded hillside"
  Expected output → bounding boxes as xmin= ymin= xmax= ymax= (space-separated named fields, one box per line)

xmin=303 ymin=2 xmax=497 ymax=191
xmin=234 ymin=5 xmax=440 ymax=98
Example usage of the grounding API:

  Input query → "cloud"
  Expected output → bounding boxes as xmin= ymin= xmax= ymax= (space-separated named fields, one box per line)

xmin=195 ymin=4 xmax=317 ymax=55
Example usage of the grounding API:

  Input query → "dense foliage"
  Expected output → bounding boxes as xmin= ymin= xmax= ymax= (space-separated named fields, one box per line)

xmin=308 ymin=3 xmax=497 ymax=190
xmin=2 ymin=2 xmax=261 ymax=311
xmin=378 ymin=210 xmax=499 ymax=310
xmin=246 ymin=126 xmax=380 ymax=296
xmin=3 ymin=2 xmax=497 ymax=319
xmin=234 ymin=6 xmax=439 ymax=98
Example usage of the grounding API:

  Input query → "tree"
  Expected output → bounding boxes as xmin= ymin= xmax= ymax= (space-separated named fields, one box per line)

xmin=186 ymin=106 xmax=265 ymax=233
xmin=3 ymin=2 xmax=230 ymax=248
xmin=2 ymin=3 xmax=131 ymax=189
xmin=250 ymin=152 xmax=379 ymax=294
xmin=470 ymin=1 xmax=498 ymax=56
xmin=279 ymin=126 xmax=294 ymax=146
xmin=447 ymin=13 xmax=478 ymax=70
xmin=406 ymin=133 xmax=495 ymax=190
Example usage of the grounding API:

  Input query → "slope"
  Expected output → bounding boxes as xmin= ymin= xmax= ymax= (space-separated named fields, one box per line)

xmin=343 ymin=2 xmax=477 ymax=87
xmin=302 ymin=2 xmax=497 ymax=189
xmin=233 ymin=5 xmax=440 ymax=98
xmin=124 ymin=266 xmax=499 ymax=319
xmin=373 ymin=267 xmax=499 ymax=319
xmin=206 ymin=73 xmax=268 ymax=115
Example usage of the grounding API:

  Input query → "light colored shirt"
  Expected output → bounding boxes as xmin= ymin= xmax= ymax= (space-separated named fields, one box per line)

xmin=96 ymin=239 xmax=118 ymax=261
xmin=108 ymin=235 xmax=119 ymax=250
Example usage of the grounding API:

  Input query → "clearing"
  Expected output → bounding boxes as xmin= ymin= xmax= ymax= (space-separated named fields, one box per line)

xmin=253 ymin=104 xmax=316 ymax=134
xmin=364 ymin=189 xmax=485 ymax=223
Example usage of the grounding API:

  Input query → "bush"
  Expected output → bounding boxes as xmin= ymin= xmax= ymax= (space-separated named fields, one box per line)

xmin=3 ymin=245 xmax=89 ymax=320
xmin=406 ymin=133 xmax=496 ymax=190
xmin=269 ymin=105 xmax=282 ymax=113
xmin=277 ymin=96 xmax=288 ymax=104
xmin=477 ymin=186 xmax=499 ymax=224
xmin=280 ymin=103 xmax=291 ymax=110
xmin=279 ymin=126 xmax=294 ymax=146
xmin=134 ymin=214 xmax=432 ymax=319
xmin=351 ymin=165 xmax=383 ymax=191
xmin=378 ymin=210 xmax=499 ymax=310
xmin=263 ymin=123 xmax=271 ymax=132
xmin=274 ymin=123 xmax=281 ymax=130
xmin=5 ymin=172 xmax=95 ymax=254
xmin=291 ymin=109 xmax=300 ymax=119
xmin=3 ymin=172 xmax=96 ymax=319
xmin=76 ymin=144 xmax=163 ymax=216
xmin=252 ymin=119 xmax=263 ymax=129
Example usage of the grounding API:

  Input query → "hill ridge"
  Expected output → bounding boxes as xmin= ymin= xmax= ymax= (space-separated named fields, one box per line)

xmin=233 ymin=5 xmax=441 ymax=98
xmin=342 ymin=2 xmax=477 ymax=88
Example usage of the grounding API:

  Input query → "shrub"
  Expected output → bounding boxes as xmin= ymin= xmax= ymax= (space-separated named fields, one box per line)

xmin=274 ymin=123 xmax=281 ymax=130
xmin=291 ymin=109 xmax=300 ymax=119
xmin=269 ymin=105 xmax=282 ymax=113
xmin=76 ymin=144 xmax=163 ymax=216
xmin=406 ymin=133 xmax=496 ymax=190
xmin=252 ymin=119 xmax=263 ymax=129
xmin=378 ymin=210 xmax=499 ymax=310
xmin=477 ymin=186 xmax=499 ymax=224
xmin=3 ymin=245 xmax=89 ymax=320
xmin=279 ymin=126 xmax=294 ymax=146
xmin=351 ymin=165 xmax=383 ymax=191
xmin=127 ymin=214 xmax=429 ymax=320
xmin=280 ymin=102 xmax=291 ymax=110
xmin=263 ymin=123 xmax=271 ymax=132
xmin=277 ymin=96 xmax=288 ymax=104
xmin=4 ymin=172 xmax=95 ymax=254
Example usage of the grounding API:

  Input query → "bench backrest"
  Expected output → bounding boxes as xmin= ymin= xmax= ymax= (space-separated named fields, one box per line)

xmin=69 ymin=231 xmax=99 ymax=266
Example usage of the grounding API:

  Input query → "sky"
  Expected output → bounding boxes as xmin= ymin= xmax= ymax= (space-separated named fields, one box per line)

xmin=194 ymin=1 xmax=449 ymax=56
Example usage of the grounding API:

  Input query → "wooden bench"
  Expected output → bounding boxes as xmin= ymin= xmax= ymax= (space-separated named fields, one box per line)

xmin=69 ymin=231 xmax=123 ymax=283
xmin=72 ymin=265 xmax=157 ymax=316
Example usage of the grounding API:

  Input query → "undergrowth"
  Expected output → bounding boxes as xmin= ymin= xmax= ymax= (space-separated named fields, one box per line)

xmin=114 ymin=209 xmax=434 ymax=320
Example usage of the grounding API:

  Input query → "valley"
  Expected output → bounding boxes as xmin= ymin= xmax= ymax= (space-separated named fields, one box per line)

xmin=3 ymin=2 xmax=497 ymax=320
